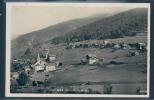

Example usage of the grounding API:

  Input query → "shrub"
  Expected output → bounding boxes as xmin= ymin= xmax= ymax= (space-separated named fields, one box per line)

xmin=38 ymin=89 xmax=44 ymax=93
xmin=16 ymin=72 xmax=28 ymax=86
xmin=103 ymin=84 xmax=112 ymax=94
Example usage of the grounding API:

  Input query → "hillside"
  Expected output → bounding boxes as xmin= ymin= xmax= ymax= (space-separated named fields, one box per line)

xmin=12 ymin=13 xmax=114 ymax=49
xmin=51 ymin=8 xmax=148 ymax=44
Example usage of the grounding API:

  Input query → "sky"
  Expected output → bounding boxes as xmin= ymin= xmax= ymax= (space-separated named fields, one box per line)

xmin=11 ymin=5 xmax=132 ymax=39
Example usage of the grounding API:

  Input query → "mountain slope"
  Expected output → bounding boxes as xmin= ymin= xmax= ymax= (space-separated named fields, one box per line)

xmin=12 ymin=13 xmax=114 ymax=49
xmin=51 ymin=8 xmax=148 ymax=44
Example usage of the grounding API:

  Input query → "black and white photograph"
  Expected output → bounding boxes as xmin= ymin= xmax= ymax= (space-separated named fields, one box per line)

xmin=5 ymin=3 xmax=150 ymax=97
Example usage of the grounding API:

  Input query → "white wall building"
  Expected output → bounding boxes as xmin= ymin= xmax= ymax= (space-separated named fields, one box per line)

xmin=45 ymin=63 xmax=56 ymax=72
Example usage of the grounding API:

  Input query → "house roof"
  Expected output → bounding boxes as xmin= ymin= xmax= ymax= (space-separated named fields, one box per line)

xmin=49 ymin=54 xmax=56 ymax=57
xmin=33 ymin=72 xmax=49 ymax=82
xmin=34 ymin=62 xmax=41 ymax=66
xmin=87 ymin=54 xmax=97 ymax=58
xmin=137 ymin=43 xmax=146 ymax=46
xmin=89 ymin=58 xmax=98 ymax=60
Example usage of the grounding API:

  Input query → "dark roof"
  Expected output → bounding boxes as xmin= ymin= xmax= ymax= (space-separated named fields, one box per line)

xmin=35 ymin=63 xmax=41 ymax=66
xmin=137 ymin=43 xmax=146 ymax=46
xmin=87 ymin=54 xmax=97 ymax=57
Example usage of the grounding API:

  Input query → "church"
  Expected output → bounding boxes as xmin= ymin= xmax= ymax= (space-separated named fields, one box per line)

xmin=33 ymin=53 xmax=56 ymax=72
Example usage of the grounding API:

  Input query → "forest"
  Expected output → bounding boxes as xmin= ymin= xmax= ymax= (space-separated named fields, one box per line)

xmin=51 ymin=8 xmax=148 ymax=44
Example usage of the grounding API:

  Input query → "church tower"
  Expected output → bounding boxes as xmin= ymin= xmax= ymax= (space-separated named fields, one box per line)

xmin=45 ymin=51 xmax=49 ymax=59
xmin=37 ymin=53 xmax=41 ymax=63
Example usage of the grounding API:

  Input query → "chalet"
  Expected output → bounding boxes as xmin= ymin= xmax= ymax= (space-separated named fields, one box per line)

xmin=136 ymin=43 xmax=147 ymax=50
xmin=86 ymin=54 xmax=98 ymax=64
xmin=89 ymin=58 xmax=98 ymax=64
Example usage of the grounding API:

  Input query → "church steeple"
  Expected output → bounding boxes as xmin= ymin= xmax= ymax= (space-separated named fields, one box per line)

xmin=37 ymin=53 xmax=40 ymax=63
xmin=45 ymin=51 xmax=49 ymax=59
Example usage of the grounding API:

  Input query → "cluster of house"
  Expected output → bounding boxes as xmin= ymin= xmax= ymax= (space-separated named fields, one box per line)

xmin=29 ymin=49 xmax=63 ymax=73
xmin=66 ymin=40 xmax=147 ymax=52
xmin=11 ymin=49 xmax=63 ymax=85
xmin=67 ymin=40 xmax=111 ymax=49
xmin=11 ymin=41 xmax=148 ymax=89
xmin=29 ymin=50 xmax=63 ymax=85
xmin=80 ymin=42 xmax=148 ymax=65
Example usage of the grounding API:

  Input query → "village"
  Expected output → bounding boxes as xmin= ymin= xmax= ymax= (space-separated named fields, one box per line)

xmin=10 ymin=40 xmax=147 ymax=94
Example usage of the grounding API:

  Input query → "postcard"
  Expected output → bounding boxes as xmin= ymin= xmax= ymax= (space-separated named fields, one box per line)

xmin=5 ymin=3 xmax=150 ymax=97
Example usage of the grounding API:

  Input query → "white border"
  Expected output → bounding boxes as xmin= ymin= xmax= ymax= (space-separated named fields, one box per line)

xmin=5 ymin=3 xmax=150 ymax=97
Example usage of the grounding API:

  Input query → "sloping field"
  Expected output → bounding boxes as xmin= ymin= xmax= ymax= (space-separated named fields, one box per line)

xmin=44 ymin=34 xmax=148 ymax=94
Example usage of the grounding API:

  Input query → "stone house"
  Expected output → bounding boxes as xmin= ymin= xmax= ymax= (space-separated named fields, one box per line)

xmin=45 ymin=63 xmax=56 ymax=72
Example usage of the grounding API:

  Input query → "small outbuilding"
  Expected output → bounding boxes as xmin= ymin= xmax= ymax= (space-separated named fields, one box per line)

xmin=131 ymin=51 xmax=139 ymax=56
